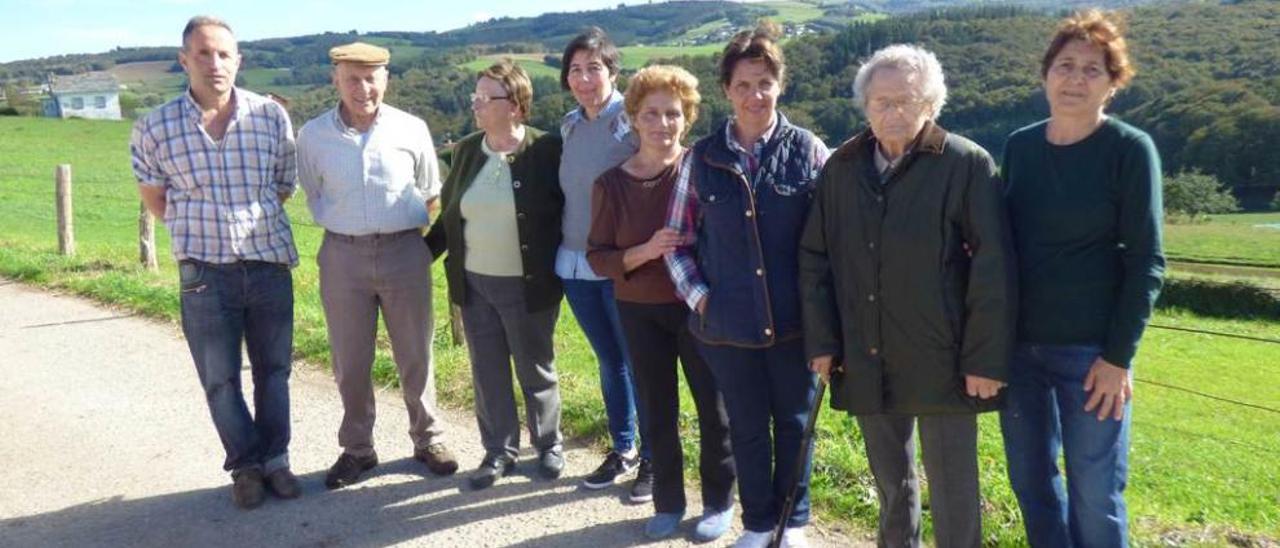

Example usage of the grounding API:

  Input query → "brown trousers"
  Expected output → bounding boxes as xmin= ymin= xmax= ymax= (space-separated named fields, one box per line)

xmin=318 ymin=229 xmax=444 ymax=457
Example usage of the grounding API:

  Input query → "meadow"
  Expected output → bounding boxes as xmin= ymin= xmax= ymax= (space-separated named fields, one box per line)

xmin=1 ymin=116 xmax=1276 ymax=545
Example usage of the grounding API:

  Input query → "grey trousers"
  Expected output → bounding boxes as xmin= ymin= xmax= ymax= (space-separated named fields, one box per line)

xmin=460 ymin=271 xmax=562 ymax=459
xmin=318 ymin=230 xmax=444 ymax=458
xmin=857 ymin=413 xmax=981 ymax=548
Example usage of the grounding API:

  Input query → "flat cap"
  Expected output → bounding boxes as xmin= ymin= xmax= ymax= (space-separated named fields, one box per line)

xmin=329 ymin=42 xmax=390 ymax=66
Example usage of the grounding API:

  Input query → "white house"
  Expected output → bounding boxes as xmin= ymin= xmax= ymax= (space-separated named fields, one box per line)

xmin=43 ymin=72 xmax=122 ymax=120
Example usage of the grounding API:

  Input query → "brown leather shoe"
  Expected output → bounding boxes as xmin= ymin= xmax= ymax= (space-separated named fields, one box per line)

xmin=231 ymin=468 xmax=265 ymax=510
xmin=414 ymin=443 xmax=459 ymax=476
xmin=264 ymin=468 xmax=301 ymax=499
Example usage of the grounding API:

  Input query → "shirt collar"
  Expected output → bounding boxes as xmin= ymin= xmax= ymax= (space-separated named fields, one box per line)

xmin=331 ymin=102 xmax=383 ymax=135
xmin=182 ymin=87 xmax=245 ymax=124
xmin=724 ymin=113 xmax=779 ymax=156
xmin=561 ymin=89 xmax=625 ymax=136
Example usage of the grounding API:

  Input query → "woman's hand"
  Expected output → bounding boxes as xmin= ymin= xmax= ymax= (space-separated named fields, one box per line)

xmin=641 ymin=227 xmax=683 ymax=261
xmin=1083 ymin=357 xmax=1132 ymax=421
xmin=809 ymin=355 xmax=839 ymax=383
xmin=964 ymin=375 xmax=1006 ymax=399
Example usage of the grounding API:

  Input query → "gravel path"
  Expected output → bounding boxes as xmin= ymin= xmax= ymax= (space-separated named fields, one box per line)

xmin=0 ymin=279 xmax=860 ymax=548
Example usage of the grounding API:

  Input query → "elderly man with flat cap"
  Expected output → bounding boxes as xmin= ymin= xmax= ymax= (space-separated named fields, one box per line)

xmin=297 ymin=41 xmax=457 ymax=488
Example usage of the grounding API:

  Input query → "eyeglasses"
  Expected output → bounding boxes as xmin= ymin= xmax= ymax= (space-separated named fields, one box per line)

xmin=868 ymin=97 xmax=929 ymax=115
xmin=470 ymin=92 xmax=511 ymax=105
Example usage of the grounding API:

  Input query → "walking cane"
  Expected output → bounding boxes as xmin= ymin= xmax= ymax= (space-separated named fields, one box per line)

xmin=769 ymin=375 xmax=828 ymax=548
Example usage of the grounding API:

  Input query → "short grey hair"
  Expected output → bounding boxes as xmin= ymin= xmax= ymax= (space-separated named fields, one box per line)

xmin=852 ymin=44 xmax=947 ymax=120
xmin=182 ymin=16 xmax=234 ymax=50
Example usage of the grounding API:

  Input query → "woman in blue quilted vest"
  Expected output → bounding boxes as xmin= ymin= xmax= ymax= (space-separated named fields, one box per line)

xmin=664 ymin=21 xmax=829 ymax=548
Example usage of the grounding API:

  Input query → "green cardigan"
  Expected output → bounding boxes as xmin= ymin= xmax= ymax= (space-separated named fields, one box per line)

xmin=425 ymin=128 xmax=565 ymax=312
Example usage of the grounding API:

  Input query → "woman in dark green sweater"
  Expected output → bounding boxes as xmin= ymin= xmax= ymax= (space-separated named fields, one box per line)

xmin=1000 ymin=10 xmax=1164 ymax=547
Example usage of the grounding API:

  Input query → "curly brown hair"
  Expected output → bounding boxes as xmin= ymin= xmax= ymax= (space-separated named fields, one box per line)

xmin=624 ymin=65 xmax=701 ymax=140
xmin=1041 ymin=9 xmax=1135 ymax=89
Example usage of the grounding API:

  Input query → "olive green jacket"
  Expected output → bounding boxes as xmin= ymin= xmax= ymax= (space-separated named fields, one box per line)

xmin=425 ymin=128 xmax=564 ymax=312
xmin=798 ymin=122 xmax=1017 ymax=415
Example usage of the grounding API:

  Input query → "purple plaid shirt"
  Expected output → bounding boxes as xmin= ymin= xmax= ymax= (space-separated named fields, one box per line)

xmin=664 ymin=118 xmax=829 ymax=311
xmin=130 ymin=88 xmax=298 ymax=265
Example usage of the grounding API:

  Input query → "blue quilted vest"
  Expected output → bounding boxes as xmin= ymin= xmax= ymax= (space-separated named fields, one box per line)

xmin=687 ymin=114 xmax=823 ymax=347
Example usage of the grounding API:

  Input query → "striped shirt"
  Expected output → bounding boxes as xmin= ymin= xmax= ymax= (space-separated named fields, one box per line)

xmin=664 ymin=118 xmax=829 ymax=311
xmin=296 ymin=103 xmax=441 ymax=236
xmin=130 ymin=88 xmax=298 ymax=265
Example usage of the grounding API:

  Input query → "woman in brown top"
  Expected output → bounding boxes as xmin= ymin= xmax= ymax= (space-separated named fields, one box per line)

xmin=587 ymin=65 xmax=735 ymax=542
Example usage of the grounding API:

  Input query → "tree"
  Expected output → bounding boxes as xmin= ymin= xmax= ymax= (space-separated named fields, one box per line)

xmin=1163 ymin=170 xmax=1240 ymax=221
xmin=1271 ymin=189 xmax=1280 ymax=212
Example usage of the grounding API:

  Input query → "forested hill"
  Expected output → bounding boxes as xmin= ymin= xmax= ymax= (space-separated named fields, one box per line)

xmin=1 ymin=0 xmax=1276 ymax=206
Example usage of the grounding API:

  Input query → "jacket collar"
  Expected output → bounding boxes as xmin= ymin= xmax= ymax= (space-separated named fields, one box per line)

xmin=703 ymin=111 xmax=795 ymax=171
xmin=835 ymin=120 xmax=947 ymax=161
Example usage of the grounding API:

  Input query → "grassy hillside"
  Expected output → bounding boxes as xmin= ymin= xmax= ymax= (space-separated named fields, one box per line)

xmin=3 ymin=115 xmax=1278 ymax=545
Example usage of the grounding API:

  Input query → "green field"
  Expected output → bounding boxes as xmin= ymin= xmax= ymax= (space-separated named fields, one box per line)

xmin=617 ymin=45 xmax=723 ymax=70
xmin=1 ymin=117 xmax=1277 ymax=545
xmin=760 ymin=1 xmax=826 ymax=23
xmin=458 ymin=55 xmax=561 ymax=80
xmin=1165 ymin=212 xmax=1280 ymax=268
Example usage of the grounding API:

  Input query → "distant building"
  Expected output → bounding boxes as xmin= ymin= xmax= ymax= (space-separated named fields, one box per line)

xmin=43 ymin=72 xmax=122 ymax=120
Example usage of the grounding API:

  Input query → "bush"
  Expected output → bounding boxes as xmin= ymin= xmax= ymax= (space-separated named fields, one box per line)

xmin=1272 ymin=189 xmax=1280 ymax=211
xmin=1163 ymin=170 xmax=1239 ymax=222
xmin=1157 ymin=277 xmax=1280 ymax=320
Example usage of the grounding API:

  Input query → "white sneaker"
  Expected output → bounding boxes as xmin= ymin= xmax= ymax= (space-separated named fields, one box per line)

xmin=781 ymin=527 xmax=810 ymax=548
xmin=731 ymin=530 xmax=772 ymax=548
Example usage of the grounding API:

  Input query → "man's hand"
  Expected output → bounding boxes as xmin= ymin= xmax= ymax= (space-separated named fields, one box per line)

xmin=809 ymin=354 xmax=838 ymax=383
xmin=964 ymin=374 xmax=1005 ymax=399
xmin=1083 ymin=357 xmax=1132 ymax=421
xmin=695 ymin=295 xmax=707 ymax=315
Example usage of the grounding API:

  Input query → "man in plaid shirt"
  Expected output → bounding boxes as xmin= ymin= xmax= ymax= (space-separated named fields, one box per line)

xmin=131 ymin=15 xmax=300 ymax=510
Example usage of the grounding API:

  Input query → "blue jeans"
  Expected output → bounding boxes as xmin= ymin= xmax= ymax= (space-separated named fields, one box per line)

xmin=1000 ymin=343 xmax=1131 ymax=548
xmin=562 ymin=278 xmax=648 ymax=459
xmin=179 ymin=260 xmax=294 ymax=476
xmin=699 ymin=338 xmax=817 ymax=533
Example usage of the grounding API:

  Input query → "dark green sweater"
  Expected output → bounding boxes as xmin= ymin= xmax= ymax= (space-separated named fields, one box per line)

xmin=1002 ymin=117 xmax=1165 ymax=368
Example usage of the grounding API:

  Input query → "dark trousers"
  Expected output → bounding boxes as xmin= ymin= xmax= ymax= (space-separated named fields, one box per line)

xmin=699 ymin=338 xmax=817 ymax=532
xmin=178 ymin=259 xmax=293 ymax=475
xmin=617 ymin=301 xmax=735 ymax=515
xmin=858 ymin=413 xmax=981 ymax=548
xmin=461 ymin=272 xmax=563 ymax=459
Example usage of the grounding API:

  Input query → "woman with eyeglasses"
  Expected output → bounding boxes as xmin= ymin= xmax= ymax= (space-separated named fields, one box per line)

xmin=425 ymin=60 xmax=566 ymax=491
xmin=799 ymin=43 xmax=1015 ymax=548
xmin=1000 ymin=10 xmax=1164 ymax=547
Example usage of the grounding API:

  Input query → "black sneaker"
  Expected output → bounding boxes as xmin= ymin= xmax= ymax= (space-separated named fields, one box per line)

xmin=469 ymin=454 xmax=517 ymax=490
xmin=324 ymin=453 xmax=378 ymax=490
xmin=629 ymin=458 xmax=654 ymax=503
xmin=582 ymin=450 xmax=639 ymax=489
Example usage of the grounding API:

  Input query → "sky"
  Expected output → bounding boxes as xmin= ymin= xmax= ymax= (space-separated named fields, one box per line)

xmin=0 ymin=0 xmax=635 ymax=63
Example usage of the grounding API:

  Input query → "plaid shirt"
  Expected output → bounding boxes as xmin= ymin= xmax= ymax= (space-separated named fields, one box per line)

xmin=664 ymin=118 xmax=829 ymax=311
xmin=130 ymin=88 xmax=298 ymax=265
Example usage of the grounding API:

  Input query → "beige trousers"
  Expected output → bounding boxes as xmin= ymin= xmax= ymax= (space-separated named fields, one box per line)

xmin=318 ymin=229 xmax=443 ymax=457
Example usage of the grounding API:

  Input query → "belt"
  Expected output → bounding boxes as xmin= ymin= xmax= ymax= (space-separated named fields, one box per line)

xmin=324 ymin=228 xmax=421 ymax=244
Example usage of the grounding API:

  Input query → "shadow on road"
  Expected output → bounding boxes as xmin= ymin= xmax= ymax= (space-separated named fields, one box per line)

xmin=0 ymin=458 xmax=640 ymax=547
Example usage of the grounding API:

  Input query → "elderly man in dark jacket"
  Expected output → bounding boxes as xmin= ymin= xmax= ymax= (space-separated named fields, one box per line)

xmin=798 ymin=44 xmax=1016 ymax=548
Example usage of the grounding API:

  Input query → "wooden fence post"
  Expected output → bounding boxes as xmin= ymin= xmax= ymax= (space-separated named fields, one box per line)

xmin=55 ymin=164 xmax=74 ymax=256
xmin=139 ymin=202 xmax=157 ymax=271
